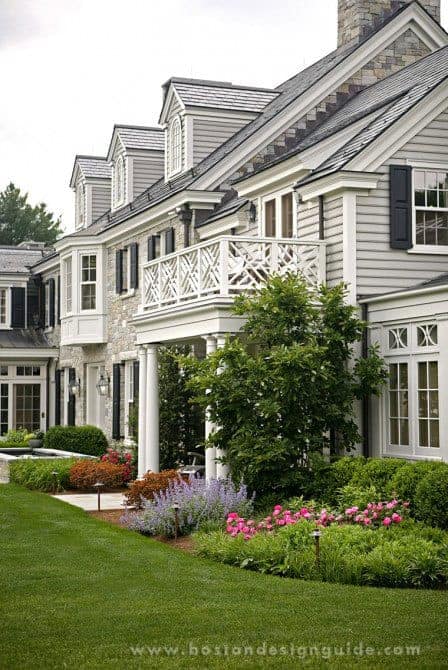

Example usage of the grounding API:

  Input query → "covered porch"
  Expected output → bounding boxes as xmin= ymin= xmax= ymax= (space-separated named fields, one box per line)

xmin=132 ymin=234 xmax=326 ymax=479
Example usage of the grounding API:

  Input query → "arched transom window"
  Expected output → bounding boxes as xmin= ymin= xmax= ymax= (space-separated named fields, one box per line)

xmin=77 ymin=182 xmax=85 ymax=228
xmin=170 ymin=117 xmax=182 ymax=175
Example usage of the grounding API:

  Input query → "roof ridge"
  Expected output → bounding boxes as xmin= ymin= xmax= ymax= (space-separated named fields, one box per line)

xmin=114 ymin=124 xmax=163 ymax=132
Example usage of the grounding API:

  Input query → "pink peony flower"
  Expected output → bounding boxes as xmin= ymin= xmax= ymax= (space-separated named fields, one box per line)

xmin=391 ymin=513 xmax=402 ymax=523
xmin=383 ymin=516 xmax=392 ymax=526
xmin=273 ymin=505 xmax=283 ymax=511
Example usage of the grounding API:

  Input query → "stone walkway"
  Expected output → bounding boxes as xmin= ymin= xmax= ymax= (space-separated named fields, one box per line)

xmin=52 ymin=492 xmax=127 ymax=511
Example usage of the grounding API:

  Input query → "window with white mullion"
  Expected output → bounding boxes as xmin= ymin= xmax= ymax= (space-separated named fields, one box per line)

xmin=388 ymin=362 xmax=409 ymax=447
xmin=124 ymin=360 xmax=135 ymax=440
xmin=417 ymin=360 xmax=439 ymax=449
xmin=64 ymin=257 xmax=72 ymax=314
xmin=263 ymin=192 xmax=294 ymax=238
xmin=414 ymin=169 xmax=448 ymax=246
xmin=80 ymin=254 xmax=97 ymax=311
xmin=0 ymin=288 xmax=8 ymax=327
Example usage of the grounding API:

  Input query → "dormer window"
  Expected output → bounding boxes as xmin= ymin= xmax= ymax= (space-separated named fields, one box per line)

xmin=169 ymin=117 xmax=182 ymax=176
xmin=114 ymin=155 xmax=125 ymax=207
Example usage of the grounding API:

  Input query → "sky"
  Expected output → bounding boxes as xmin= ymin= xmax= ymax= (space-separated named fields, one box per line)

xmin=1 ymin=0 xmax=447 ymax=233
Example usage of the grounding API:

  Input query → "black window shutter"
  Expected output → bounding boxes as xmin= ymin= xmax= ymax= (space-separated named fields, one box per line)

xmin=165 ymin=228 xmax=175 ymax=254
xmin=147 ymin=236 xmax=155 ymax=261
xmin=26 ymin=278 xmax=39 ymax=328
xmin=49 ymin=278 xmax=56 ymax=327
xmin=133 ymin=360 xmax=139 ymax=402
xmin=116 ymin=250 xmax=123 ymax=294
xmin=390 ymin=165 xmax=412 ymax=249
xmin=38 ymin=279 xmax=45 ymax=328
xmin=11 ymin=287 xmax=26 ymax=329
xmin=55 ymin=369 xmax=61 ymax=426
xmin=129 ymin=243 xmax=139 ymax=289
xmin=112 ymin=363 xmax=121 ymax=439
xmin=57 ymin=275 xmax=61 ymax=324
xmin=67 ymin=368 xmax=76 ymax=426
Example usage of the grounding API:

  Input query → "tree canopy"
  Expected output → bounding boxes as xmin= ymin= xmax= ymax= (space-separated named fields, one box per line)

xmin=0 ymin=183 xmax=62 ymax=246
xmin=184 ymin=275 xmax=388 ymax=498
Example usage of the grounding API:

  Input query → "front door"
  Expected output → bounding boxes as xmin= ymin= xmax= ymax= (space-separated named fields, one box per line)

xmin=13 ymin=383 xmax=41 ymax=432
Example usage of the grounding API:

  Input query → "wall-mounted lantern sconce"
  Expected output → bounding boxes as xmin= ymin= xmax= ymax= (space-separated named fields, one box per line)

xmin=68 ymin=378 xmax=81 ymax=396
xmin=96 ymin=373 xmax=110 ymax=397
xmin=249 ymin=202 xmax=257 ymax=224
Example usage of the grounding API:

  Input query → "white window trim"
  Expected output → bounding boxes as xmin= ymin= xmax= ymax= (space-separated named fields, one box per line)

xmin=75 ymin=182 xmax=85 ymax=230
xmin=114 ymin=155 xmax=125 ymax=208
xmin=168 ymin=116 xmax=182 ymax=178
xmin=119 ymin=246 xmax=136 ymax=299
xmin=44 ymin=282 xmax=51 ymax=331
xmin=63 ymin=257 xmax=73 ymax=316
xmin=0 ymin=288 xmax=12 ymax=330
xmin=410 ymin=166 xmax=448 ymax=254
xmin=260 ymin=188 xmax=297 ymax=238
xmin=124 ymin=359 xmax=135 ymax=442
xmin=80 ymin=254 xmax=97 ymax=312
xmin=382 ymin=320 xmax=443 ymax=459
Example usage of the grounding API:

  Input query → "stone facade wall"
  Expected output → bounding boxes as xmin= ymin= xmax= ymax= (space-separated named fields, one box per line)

xmin=338 ymin=0 xmax=441 ymax=47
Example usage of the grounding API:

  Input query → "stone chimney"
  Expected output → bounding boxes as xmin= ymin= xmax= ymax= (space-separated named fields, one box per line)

xmin=337 ymin=1 xmax=441 ymax=46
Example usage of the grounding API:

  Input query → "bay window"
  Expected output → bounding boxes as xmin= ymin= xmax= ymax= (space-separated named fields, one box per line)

xmin=263 ymin=191 xmax=295 ymax=238
xmin=414 ymin=169 xmax=448 ymax=246
xmin=80 ymin=255 xmax=97 ymax=310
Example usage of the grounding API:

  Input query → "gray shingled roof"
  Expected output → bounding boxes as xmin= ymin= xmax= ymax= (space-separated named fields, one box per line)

xmin=0 ymin=330 xmax=54 ymax=350
xmin=171 ymin=79 xmax=278 ymax=113
xmin=116 ymin=125 xmax=164 ymax=151
xmin=0 ymin=247 xmax=45 ymax=273
xmin=414 ymin=272 xmax=448 ymax=289
xmin=70 ymin=156 xmax=111 ymax=187
xmin=296 ymin=45 xmax=448 ymax=187
xmin=197 ymin=195 xmax=248 ymax=227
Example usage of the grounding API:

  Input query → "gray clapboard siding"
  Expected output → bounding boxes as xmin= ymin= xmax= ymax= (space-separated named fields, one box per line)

xmin=297 ymin=195 xmax=343 ymax=286
xmin=91 ymin=185 xmax=111 ymax=222
xmin=356 ymin=108 xmax=448 ymax=295
xmin=193 ymin=117 xmax=249 ymax=165
xmin=133 ymin=156 xmax=164 ymax=198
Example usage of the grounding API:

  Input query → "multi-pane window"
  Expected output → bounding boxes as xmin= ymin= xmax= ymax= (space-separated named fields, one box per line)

xmin=0 ymin=288 xmax=7 ymax=326
xmin=0 ymin=366 xmax=7 ymax=376
xmin=16 ymin=366 xmax=41 ymax=376
xmin=80 ymin=255 xmax=97 ymax=310
xmin=0 ymin=384 xmax=8 ymax=436
xmin=414 ymin=169 xmax=448 ymax=246
xmin=388 ymin=363 xmax=409 ymax=447
xmin=418 ymin=361 xmax=439 ymax=449
xmin=14 ymin=383 xmax=41 ymax=432
xmin=170 ymin=118 xmax=182 ymax=174
xmin=77 ymin=183 xmax=85 ymax=228
xmin=65 ymin=257 xmax=72 ymax=313
xmin=45 ymin=282 xmax=50 ymax=328
xmin=263 ymin=192 xmax=295 ymax=238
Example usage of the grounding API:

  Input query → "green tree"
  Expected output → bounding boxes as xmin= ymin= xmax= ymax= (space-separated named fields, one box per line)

xmin=0 ymin=183 xmax=62 ymax=245
xmin=185 ymin=275 xmax=387 ymax=497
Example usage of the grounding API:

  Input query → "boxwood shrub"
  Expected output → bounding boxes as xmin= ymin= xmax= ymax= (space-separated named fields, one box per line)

xmin=0 ymin=442 xmax=31 ymax=450
xmin=43 ymin=425 xmax=108 ymax=457
xmin=414 ymin=468 xmax=448 ymax=530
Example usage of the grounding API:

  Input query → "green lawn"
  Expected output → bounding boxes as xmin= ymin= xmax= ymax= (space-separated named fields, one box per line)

xmin=1 ymin=486 xmax=447 ymax=670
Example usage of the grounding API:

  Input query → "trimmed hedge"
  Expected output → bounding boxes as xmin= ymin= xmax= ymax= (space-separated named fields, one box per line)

xmin=415 ymin=468 xmax=448 ymax=530
xmin=0 ymin=442 xmax=31 ymax=450
xmin=43 ymin=426 xmax=108 ymax=457
xmin=9 ymin=458 xmax=78 ymax=492
xmin=69 ymin=461 xmax=126 ymax=490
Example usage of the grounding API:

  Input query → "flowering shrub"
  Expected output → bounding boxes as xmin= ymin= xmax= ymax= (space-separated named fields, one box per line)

xmin=125 ymin=469 xmax=183 ymax=508
xmin=101 ymin=448 xmax=135 ymax=482
xmin=69 ymin=460 xmax=126 ymax=490
xmin=226 ymin=500 xmax=409 ymax=540
xmin=124 ymin=477 xmax=254 ymax=537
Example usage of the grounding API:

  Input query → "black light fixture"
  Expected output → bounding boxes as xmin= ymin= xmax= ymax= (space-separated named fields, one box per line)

xmin=96 ymin=373 xmax=110 ymax=396
xmin=68 ymin=378 xmax=81 ymax=396
xmin=248 ymin=201 xmax=257 ymax=224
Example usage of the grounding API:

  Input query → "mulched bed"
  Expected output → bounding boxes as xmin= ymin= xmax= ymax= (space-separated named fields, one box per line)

xmin=87 ymin=510 xmax=195 ymax=552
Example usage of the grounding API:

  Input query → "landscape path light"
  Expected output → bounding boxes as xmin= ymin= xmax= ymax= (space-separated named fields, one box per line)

xmin=312 ymin=529 xmax=322 ymax=571
xmin=93 ymin=481 xmax=105 ymax=511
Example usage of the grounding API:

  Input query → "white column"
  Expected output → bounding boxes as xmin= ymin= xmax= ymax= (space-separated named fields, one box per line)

xmin=204 ymin=335 xmax=217 ymax=480
xmin=215 ymin=334 xmax=229 ymax=479
xmin=145 ymin=344 xmax=159 ymax=474
xmin=137 ymin=346 xmax=147 ymax=478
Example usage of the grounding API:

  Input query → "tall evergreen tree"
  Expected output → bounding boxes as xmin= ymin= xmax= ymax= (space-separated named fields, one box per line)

xmin=0 ymin=183 xmax=62 ymax=245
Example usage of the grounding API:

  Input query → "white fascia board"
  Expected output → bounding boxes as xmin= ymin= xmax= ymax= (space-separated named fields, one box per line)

xmin=0 ymin=348 xmax=59 ymax=359
xmin=0 ymin=273 xmax=29 ymax=284
xmin=297 ymin=171 xmax=382 ymax=201
xmin=192 ymin=4 xmax=447 ymax=191
xmin=32 ymin=256 xmax=60 ymax=274
xmin=69 ymin=162 xmax=81 ymax=189
xmin=347 ymin=80 xmax=448 ymax=172
xmin=159 ymin=85 xmax=186 ymax=126
xmin=360 ymin=283 xmax=448 ymax=305
xmin=55 ymin=236 xmax=103 ymax=253
xmin=126 ymin=149 xmax=164 ymax=159
xmin=236 ymin=159 xmax=306 ymax=198
xmin=197 ymin=212 xmax=248 ymax=240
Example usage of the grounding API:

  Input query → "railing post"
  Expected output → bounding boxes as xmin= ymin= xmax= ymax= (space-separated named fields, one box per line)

xmin=220 ymin=238 xmax=229 ymax=297
xmin=176 ymin=253 xmax=181 ymax=304
xmin=272 ymin=240 xmax=279 ymax=273
xmin=158 ymin=261 xmax=162 ymax=310
xmin=198 ymin=247 xmax=202 ymax=298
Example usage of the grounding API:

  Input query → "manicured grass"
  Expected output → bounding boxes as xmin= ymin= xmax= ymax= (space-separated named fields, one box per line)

xmin=0 ymin=486 xmax=447 ymax=670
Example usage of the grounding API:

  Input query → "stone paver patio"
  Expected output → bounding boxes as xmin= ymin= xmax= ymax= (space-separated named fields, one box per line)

xmin=52 ymin=492 xmax=127 ymax=511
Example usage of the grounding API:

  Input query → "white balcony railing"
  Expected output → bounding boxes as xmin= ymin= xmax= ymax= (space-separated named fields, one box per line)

xmin=142 ymin=236 xmax=326 ymax=312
